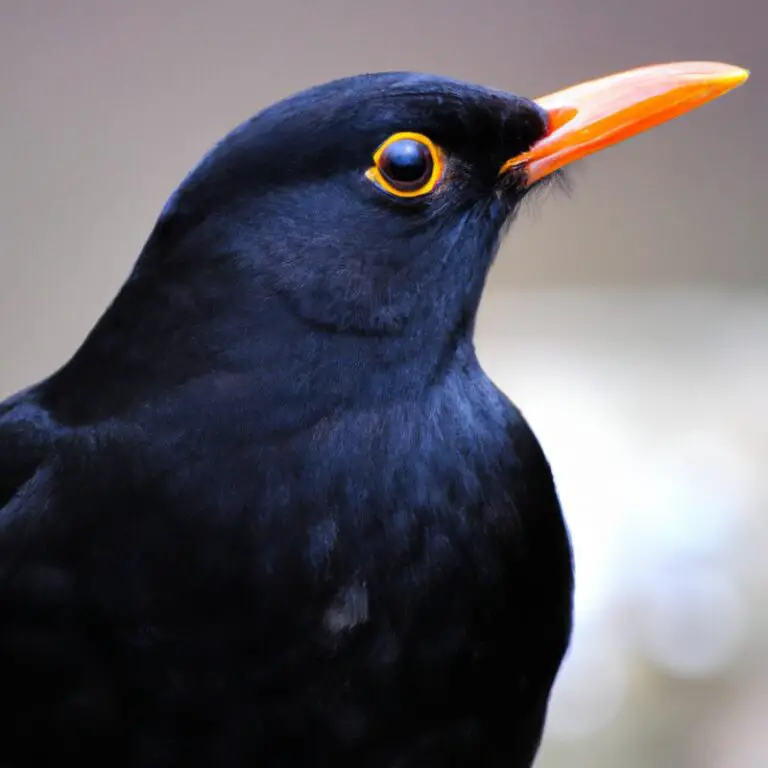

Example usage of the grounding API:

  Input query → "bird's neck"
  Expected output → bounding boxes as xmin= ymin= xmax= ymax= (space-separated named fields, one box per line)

xmin=39 ymin=254 xmax=479 ymax=428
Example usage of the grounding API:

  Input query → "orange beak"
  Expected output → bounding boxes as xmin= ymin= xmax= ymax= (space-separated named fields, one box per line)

xmin=501 ymin=61 xmax=750 ymax=185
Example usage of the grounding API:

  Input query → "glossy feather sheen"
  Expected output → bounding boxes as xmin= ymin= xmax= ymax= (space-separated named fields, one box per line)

xmin=0 ymin=72 xmax=573 ymax=767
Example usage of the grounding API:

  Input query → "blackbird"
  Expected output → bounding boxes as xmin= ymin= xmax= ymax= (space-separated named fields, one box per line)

xmin=0 ymin=62 xmax=748 ymax=767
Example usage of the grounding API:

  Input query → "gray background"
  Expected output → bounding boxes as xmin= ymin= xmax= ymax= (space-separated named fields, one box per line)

xmin=1 ymin=2 xmax=765 ymax=766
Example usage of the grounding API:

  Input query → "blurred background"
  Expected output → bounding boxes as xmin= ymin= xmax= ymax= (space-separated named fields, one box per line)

xmin=1 ymin=2 xmax=765 ymax=766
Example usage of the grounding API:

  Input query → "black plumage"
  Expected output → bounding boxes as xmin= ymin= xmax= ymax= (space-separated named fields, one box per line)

xmin=0 ymin=73 xmax=573 ymax=767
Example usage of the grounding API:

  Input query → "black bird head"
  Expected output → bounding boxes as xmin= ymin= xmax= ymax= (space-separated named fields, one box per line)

xmin=48 ymin=62 xmax=747 ymax=423
xmin=150 ymin=71 xmax=552 ymax=339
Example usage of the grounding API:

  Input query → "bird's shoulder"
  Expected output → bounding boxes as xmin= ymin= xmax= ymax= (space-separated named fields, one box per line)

xmin=0 ymin=386 xmax=57 ymax=508
xmin=0 ymin=365 xmax=563 ymax=580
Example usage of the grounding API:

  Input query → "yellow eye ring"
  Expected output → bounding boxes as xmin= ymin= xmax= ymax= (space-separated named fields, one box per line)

xmin=365 ymin=132 xmax=445 ymax=199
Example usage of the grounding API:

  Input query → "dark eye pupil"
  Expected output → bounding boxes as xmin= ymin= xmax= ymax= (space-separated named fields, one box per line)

xmin=379 ymin=139 xmax=433 ymax=189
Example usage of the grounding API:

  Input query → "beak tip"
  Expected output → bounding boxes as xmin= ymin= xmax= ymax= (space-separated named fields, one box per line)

xmin=718 ymin=63 xmax=750 ymax=87
xmin=735 ymin=66 xmax=750 ymax=84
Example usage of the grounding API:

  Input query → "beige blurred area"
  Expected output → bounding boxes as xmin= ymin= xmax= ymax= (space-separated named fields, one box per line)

xmin=1 ymin=2 xmax=765 ymax=766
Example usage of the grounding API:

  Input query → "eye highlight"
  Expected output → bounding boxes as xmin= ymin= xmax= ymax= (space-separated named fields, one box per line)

xmin=366 ymin=132 xmax=445 ymax=198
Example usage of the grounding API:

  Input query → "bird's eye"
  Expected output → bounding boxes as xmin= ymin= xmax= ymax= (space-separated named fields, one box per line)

xmin=366 ymin=132 xmax=445 ymax=198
